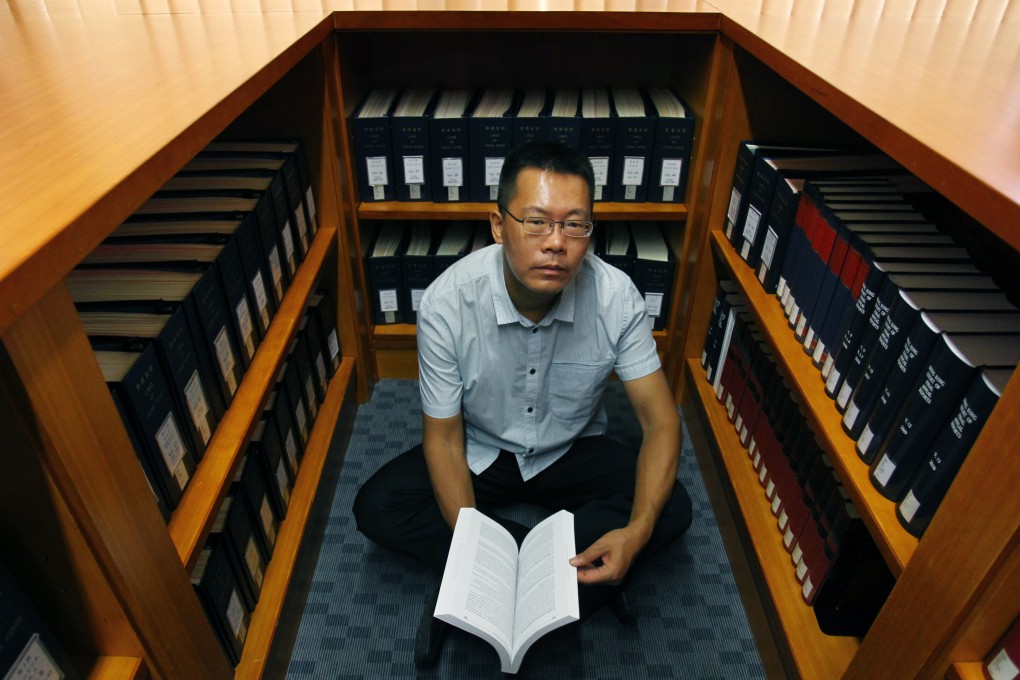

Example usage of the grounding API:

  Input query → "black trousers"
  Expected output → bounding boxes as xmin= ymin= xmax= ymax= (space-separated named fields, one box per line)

xmin=353 ymin=435 xmax=693 ymax=618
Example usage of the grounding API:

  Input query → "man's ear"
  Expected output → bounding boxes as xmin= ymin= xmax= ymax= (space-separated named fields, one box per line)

xmin=490 ymin=210 xmax=504 ymax=244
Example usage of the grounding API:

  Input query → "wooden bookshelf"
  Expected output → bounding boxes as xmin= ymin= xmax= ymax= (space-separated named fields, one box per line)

xmin=709 ymin=231 xmax=918 ymax=576
xmin=83 ymin=656 xmax=148 ymax=680
xmin=685 ymin=358 xmax=858 ymax=679
xmin=2 ymin=3 xmax=1018 ymax=679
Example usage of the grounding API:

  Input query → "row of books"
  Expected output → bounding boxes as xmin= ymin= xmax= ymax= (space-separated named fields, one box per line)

xmin=365 ymin=220 xmax=676 ymax=331
xmin=719 ymin=141 xmax=1020 ymax=537
xmin=352 ymin=87 xmax=695 ymax=204
xmin=67 ymin=138 xmax=342 ymax=519
xmin=191 ymin=315 xmax=331 ymax=666
xmin=703 ymin=299 xmax=893 ymax=635
xmin=1 ymin=558 xmax=80 ymax=679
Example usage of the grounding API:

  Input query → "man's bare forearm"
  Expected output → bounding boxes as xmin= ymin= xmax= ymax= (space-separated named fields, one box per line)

xmin=422 ymin=412 xmax=475 ymax=529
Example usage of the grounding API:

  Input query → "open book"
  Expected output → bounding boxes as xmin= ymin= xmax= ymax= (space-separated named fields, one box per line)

xmin=434 ymin=508 xmax=580 ymax=674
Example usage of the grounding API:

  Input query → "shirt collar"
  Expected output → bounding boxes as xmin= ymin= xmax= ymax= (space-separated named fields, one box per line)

xmin=489 ymin=245 xmax=578 ymax=327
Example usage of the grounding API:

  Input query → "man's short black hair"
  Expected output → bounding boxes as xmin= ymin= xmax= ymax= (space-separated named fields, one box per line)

xmin=497 ymin=141 xmax=595 ymax=211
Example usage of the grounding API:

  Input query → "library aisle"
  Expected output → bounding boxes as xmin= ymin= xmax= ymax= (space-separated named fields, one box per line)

xmin=283 ymin=380 xmax=766 ymax=679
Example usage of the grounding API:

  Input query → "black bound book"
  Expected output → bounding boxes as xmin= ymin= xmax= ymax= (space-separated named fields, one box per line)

xmin=610 ymin=88 xmax=655 ymax=203
xmin=280 ymin=357 xmax=310 ymax=449
xmin=432 ymin=221 xmax=475 ymax=279
xmin=597 ymin=221 xmax=634 ymax=278
xmin=352 ymin=88 xmax=399 ymax=202
xmin=647 ymin=87 xmax=694 ymax=204
xmin=400 ymin=222 xmax=437 ymax=325
xmin=265 ymin=171 xmax=302 ymax=276
xmin=833 ymin=274 xmax=1002 ymax=414
xmin=823 ymin=252 xmax=979 ymax=399
xmin=81 ymin=303 xmax=220 ymax=460
xmin=855 ymin=308 xmax=1013 ymax=464
xmin=897 ymin=366 xmax=1014 ymax=538
xmin=210 ymin=489 xmax=264 ymax=612
xmin=290 ymin=338 xmax=319 ymax=424
xmin=0 ymin=559 xmax=80 ymax=680
xmin=112 ymin=387 xmax=172 ymax=521
xmin=579 ymin=88 xmax=615 ymax=202
xmin=391 ymin=88 xmax=437 ymax=202
xmin=235 ymin=453 xmax=279 ymax=565
xmin=269 ymin=385 xmax=303 ymax=478
xmin=468 ymin=89 xmax=515 ymax=203
xmin=512 ymin=89 xmax=549 ymax=148
xmin=701 ymin=279 xmax=738 ymax=371
xmin=308 ymin=290 xmax=341 ymax=375
xmin=191 ymin=536 xmax=250 ymax=666
xmin=249 ymin=416 xmax=293 ymax=521
xmin=547 ymin=89 xmax=580 ymax=148
xmin=429 ymin=89 xmax=473 ymax=204
xmin=366 ymin=222 xmax=408 ymax=325
xmin=869 ymin=332 xmax=1020 ymax=501
xmin=298 ymin=313 xmax=328 ymax=406
xmin=96 ymin=346 xmax=197 ymax=511
xmin=630 ymin=222 xmax=675 ymax=331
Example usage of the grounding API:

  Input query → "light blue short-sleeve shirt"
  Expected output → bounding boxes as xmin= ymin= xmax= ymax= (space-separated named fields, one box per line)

xmin=417 ymin=243 xmax=660 ymax=480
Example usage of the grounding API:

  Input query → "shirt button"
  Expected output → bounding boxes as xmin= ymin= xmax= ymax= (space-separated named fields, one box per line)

xmin=527 ymin=406 xmax=533 ymax=413
xmin=528 ymin=448 xmax=534 ymax=454
xmin=529 ymin=368 xmax=536 ymax=375
xmin=531 ymin=328 xmax=538 ymax=334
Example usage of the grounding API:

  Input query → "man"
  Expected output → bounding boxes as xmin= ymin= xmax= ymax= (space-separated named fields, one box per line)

xmin=353 ymin=141 xmax=692 ymax=668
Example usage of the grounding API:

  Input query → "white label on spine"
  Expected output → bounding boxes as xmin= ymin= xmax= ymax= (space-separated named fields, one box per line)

xmin=625 ymin=185 xmax=637 ymax=200
xmin=899 ymin=489 xmax=920 ymax=523
xmin=214 ymin=327 xmax=237 ymax=395
xmin=987 ymin=648 xmax=1020 ymax=680
xmin=315 ymin=353 xmax=328 ymax=390
xmin=442 ymin=157 xmax=463 ymax=187
xmin=873 ymin=454 xmax=897 ymax=487
xmin=366 ymin=156 xmax=388 ymax=186
xmin=276 ymin=459 xmax=291 ymax=507
xmin=813 ymin=340 xmax=827 ymax=365
xmin=760 ymin=226 xmax=778 ymax=269
xmin=227 ymin=589 xmax=247 ymax=641
xmin=645 ymin=292 xmax=664 ymax=317
xmin=791 ymin=543 xmax=803 ymax=564
xmin=285 ymin=430 xmax=298 ymax=473
xmin=268 ymin=247 xmax=284 ymax=301
xmin=778 ymin=509 xmax=788 ymax=531
xmin=447 ymin=186 xmax=460 ymax=201
xmin=795 ymin=559 xmax=808 ymax=582
xmin=7 ymin=634 xmax=62 ymax=680
xmin=802 ymin=576 xmax=813 ymax=600
xmin=252 ymin=272 xmax=270 ymax=329
xmin=295 ymin=403 xmax=308 ymax=443
xmin=379 ymin=289 xmax=398 ymax=313
xmin=741 ymin=205 xmax=762 ymax=245
xmin=622 ymin=156 xmax=645 ymax=186
xmin=295 ymin=209 xmax=309 ymax=253
xmin=843 ymin=402 xmax=860 ymax=431
xmin=412 ymin=288 xmax=426 ymax=311
xmin=836 ymin=381 xmax=853 ymax=409
xmin=155 ymin=412 xmax=185 ymax=477
xmin=260 ymin=496 xmax=276 ymax=545
xmin=373 ymin=185 xmax=385 ymax=200
xmin=184 ymin=371 xmax=211 ymax=444
xmin=857 ymin=426 xmax=875 ymax=457
xmin=726 ymin=188 xmax=741 ymax=227
xmin=484 ymin=157 xmax=504 ymax=186
xmin=403 ymin=155 xmax=425 ymax=185
xmin=660 ymin=158 xmax=682 ymax=186
xmin=327 ymin=330 xmax=340 ymax=363
xmin=245 ymin=538 xmax=264 ymax=587
xmin=305 ymin=186 xmax=318 ymax=232
xmin=235 ymin=299 xmax=255 ymax=358
xmin=661 ymin=186 xmax=675 ymax=201
xmin=282 ymin=223 xmax=296 ymax=274
xmin=590 ymin=157 xmax=609 ymax=186
xmin=409 ymin=184 xmax=421 ymax=200
xmin=305 ymin=376 xmax=318 ymax=418
xmin=825 ymin=367 xmax=842 ymax=394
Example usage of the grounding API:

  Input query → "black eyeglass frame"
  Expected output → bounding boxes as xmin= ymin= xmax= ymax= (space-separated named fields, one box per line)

xmin=498 ymin=205 xmax=595 ymax=238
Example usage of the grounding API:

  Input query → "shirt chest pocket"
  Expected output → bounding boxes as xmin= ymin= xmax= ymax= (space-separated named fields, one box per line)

xmin=547 ymin=360 xmax=614 ymax=423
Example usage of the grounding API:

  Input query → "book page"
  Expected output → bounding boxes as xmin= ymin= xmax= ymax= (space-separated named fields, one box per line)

xmin=434 ymin=508 xmax=519 ymax=666
xmin=509 ymin=509 xmax=579 ymax=672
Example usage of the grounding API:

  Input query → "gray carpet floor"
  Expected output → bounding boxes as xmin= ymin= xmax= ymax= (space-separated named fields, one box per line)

xmin=285 ymin=379 xmax=765 ymax=679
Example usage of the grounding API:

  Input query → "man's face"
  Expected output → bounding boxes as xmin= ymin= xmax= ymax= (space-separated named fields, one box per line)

xmin=491 ymin=168 xmax=592 ymax=316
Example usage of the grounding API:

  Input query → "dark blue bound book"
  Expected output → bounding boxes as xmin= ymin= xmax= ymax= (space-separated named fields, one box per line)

xmin=468 ymin=89 xmax=515 ymax=203
xmin=352 ymin=89 xmax=399 ymax=202
xmin=392 ymin=89 xmax=438 ymax=202
xmin=429 ymin=89 xmax=473 ymax=204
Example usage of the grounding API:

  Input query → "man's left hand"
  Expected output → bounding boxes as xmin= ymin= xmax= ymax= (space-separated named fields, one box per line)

xmin=569 ymin=527 xmax=647 ymax=585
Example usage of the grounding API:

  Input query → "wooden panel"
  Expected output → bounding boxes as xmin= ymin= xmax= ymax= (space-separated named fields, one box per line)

xmin=0 ymin=10 xmax=332 ymax=335
xmin=234 ymin=357 xmax=355 ymax=680
xmin=85 ymin=657 xmax=148 ymax=680
xmin=712 ymin=231 xmax=917 ymax=575
xmin=685 ymin=358 xmax=858 ymax=680
xmin=170 ymin=227 xmax=338 ymax=572
xmin=846 ymin=374 xmax=1020 ymax=679
xmin=1 ymin=284 xmax=231 ymax=680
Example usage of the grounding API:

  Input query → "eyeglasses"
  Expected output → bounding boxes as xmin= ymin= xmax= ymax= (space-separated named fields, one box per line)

xmin=499 ymin=206 xmax=595 ymax=238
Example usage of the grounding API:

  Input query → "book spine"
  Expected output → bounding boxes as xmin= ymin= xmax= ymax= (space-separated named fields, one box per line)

xmin=158 ymin=304 xmax=219 ymax=459
xmin=579 ymin=117 xmax=615 ymax=202
xmin=723 ymin=143 xmax=756 ymax=242
xmin=234 ymin=212 xmax=275 ymax=337
xmin=352 ymin=115 xmax=395 ymax=202
xmin=648 ymin=114 xmax=694 ymax=204
xmin=612 ymin=113 xmax=656 ymax=202
xmin=392 ymin=115 xmax=433 ymax=202
xmin=468 ymin=116 xmax=513 ymax=203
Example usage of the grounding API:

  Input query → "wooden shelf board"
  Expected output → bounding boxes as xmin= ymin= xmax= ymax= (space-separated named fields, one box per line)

xmin=710 ymin=231 xmax=917 ymax=576
xmin=234 ymin=356 xmax=354 ymax=680
xmin=83 ymin=656 xmax=147 ymax=680
xmin=947 ymin=661 xmax=986 ymax=680
xmin=686 ymin=358 xmax=858 ymax=680
xmin=169 ymin=227 xmax=337 ymax=572
xmin=358 ymin=201 xmax=687 ymax=222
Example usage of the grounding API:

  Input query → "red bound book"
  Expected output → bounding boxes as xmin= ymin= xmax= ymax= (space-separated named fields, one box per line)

xmin=985 ymin=616 xmax=1020 ymax=680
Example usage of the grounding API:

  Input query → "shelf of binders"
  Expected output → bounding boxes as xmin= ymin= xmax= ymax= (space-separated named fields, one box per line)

xmin=358 ymin=201 xmax=687 ymax=222
xmin=684 ymin=357 xmax=857 ymax=680
xmin=235 ymin=355 xmax=354 ymax=680
xmin=169 ymin=226 xmax=338 ymax=573
xmin=710 ymin=230 xmax=918 ymax=576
